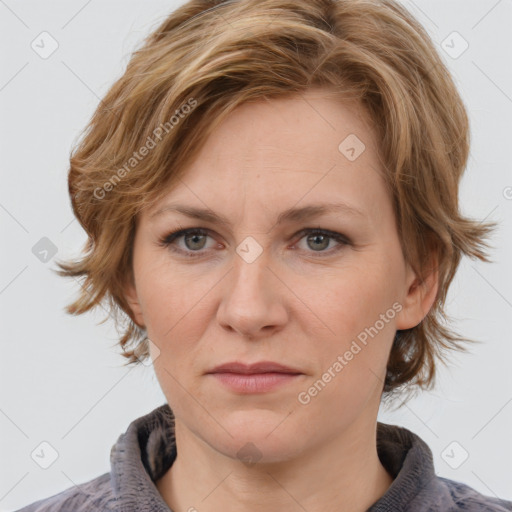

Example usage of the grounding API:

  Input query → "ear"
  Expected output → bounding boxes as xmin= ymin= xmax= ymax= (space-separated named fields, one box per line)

xmin=395 ymin=253 xmax=439 ymax=330
xmin=123 ymin=275 xmax=146 ymax=328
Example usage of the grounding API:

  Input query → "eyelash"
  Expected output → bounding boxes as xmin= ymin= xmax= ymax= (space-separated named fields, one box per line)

xmin=157 ymin=227 xmax=350 ymax=259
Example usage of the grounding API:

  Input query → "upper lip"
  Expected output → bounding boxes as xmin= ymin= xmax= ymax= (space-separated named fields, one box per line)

xmin=207 ymin=361 xmax=302 ymax=375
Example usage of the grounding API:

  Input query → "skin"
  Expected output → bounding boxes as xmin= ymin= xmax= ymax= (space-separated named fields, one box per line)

xmin=124 ymin=87 xmax=438 ymax=512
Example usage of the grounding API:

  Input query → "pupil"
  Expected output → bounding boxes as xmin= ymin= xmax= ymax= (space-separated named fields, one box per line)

xmin=186 ymin=233 xmax=205 ymax=250
xmin=309 ymin=234 xmax=328 ymax=251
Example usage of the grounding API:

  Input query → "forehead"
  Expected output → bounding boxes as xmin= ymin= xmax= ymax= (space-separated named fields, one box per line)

xmin=195 ymin=89 xmax=378 ymax=170
xmin=146 ymin=89 xmax=388 ymax=225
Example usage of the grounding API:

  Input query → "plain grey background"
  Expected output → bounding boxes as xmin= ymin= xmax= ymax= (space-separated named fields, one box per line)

xmin=1 ymin=0 xmax=511 ymax=509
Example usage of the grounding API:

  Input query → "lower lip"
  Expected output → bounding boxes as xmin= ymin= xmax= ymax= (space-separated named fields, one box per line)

xmin=209 ymin=372 xmax=301 ymax=393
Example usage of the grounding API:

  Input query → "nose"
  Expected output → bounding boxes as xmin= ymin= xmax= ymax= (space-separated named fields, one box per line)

xmin=216 ymin=249 xmax=288 ymax=340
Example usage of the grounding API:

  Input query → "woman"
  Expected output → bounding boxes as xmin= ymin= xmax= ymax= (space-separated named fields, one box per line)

xmin=16 ymin=0 xmax=511 ymax=510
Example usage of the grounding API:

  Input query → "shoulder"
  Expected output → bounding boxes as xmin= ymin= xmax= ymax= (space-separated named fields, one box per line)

xmin=428 ymin=475 xmax=512 ymax=511
xmin=13 ymin=472 xmax=117 ymax=512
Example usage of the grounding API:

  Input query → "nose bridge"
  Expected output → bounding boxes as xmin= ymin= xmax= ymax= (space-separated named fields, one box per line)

xmin=228 ymin=239 xmax=272 ymax=305
xmin=217 ymin=239 xmax=286 ymax=337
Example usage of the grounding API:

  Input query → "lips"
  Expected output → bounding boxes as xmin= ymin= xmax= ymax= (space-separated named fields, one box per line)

xmin=207 ymin=361 xmax=302 ymax=375
xmin=206 ymin=361 xmax=303 ymax=393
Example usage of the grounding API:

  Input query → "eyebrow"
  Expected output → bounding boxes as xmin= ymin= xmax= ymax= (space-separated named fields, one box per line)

xmin=150 ymin=201 xmax=366 ymax=228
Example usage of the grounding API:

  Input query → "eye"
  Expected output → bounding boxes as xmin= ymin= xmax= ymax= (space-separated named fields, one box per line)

xmin=157 ymin=227 xmax=350 ymax=259
xmin=293 ymin=228 xmax=350 ymax=255
xmin=158 ymin=228 xmax=220 ymax=258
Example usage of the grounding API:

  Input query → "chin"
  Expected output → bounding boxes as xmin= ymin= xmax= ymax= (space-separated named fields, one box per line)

xmin=217 ymin=435 xmax=304 ymax=466
xmin=206 ymin=409 xmax=306 ymax=464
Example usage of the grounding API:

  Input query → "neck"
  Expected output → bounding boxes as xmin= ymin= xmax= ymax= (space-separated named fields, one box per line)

xmin=156 ymin=416 xmax=394 ymax=512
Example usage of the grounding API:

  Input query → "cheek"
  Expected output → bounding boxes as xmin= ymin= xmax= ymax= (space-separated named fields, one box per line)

xmin=134 ymin=253 xmax=197 ymax=331
xmin=297 ymin=258 xmax=398 ymax=392
xmin=137 ymin=267 xmax=215 ymax=367
xmin=303 ymin=261 xmax=397 ymax=340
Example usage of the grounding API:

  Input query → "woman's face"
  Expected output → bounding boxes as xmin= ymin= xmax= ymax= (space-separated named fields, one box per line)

xmin=125 ymin=88 xmax=435 ymax=463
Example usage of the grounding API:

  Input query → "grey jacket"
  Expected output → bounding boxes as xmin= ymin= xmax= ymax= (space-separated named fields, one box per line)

xmin=15 ymin=403 xmax=512 ymax=511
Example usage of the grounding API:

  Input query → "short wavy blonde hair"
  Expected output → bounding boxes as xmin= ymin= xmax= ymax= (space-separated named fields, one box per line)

xmin=55 ymin=0 xmax=497 ymax=400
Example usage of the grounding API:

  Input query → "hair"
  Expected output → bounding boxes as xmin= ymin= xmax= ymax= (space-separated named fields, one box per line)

xmin=54 ymin=0 xmax=497 ymax=403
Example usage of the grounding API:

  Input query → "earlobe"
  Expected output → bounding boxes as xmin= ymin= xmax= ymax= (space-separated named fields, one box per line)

xmin=395 ymin=257 xmax=439 ymax=331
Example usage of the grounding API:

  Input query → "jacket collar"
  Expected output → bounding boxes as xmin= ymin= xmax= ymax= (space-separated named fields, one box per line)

xmin=109 ymin=403 xmax=436 ymax=511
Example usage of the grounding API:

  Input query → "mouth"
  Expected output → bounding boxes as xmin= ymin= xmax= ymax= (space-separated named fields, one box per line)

xmin=206 ymin=361 xmax=303 ymax=393
xmin=207 ymin=360 xmax=302 ymax=375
